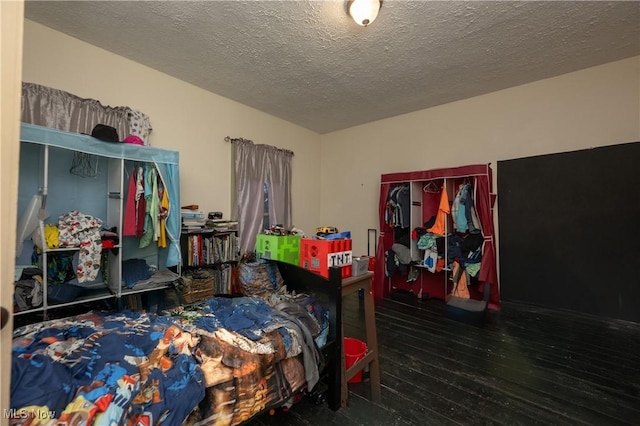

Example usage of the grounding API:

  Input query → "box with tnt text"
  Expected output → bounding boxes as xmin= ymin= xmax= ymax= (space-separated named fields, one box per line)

xmin=299 ymin=238 xmax=353 ymax=279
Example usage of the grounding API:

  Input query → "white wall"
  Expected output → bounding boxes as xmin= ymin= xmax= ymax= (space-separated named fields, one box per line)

xmin=320 ymin=56 xmax=640 ymax=255
xmin=21 ymin=20 xmax=322 ymax=235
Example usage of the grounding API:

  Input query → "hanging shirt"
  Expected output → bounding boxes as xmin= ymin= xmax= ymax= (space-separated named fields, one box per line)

xmin=427 ymin=187 xmax=450 ymax=236
xmin=123 ymin=167 xmax=138 ymax=236
xmin=453 ymin=184 xmax=468 ymax=232
xmin=58 ymin=211 xmax=103 ymax=283
xmin=461 ymin=183 xmax=482 ymax=232
xmin=386 ymin=184 xmax=410 ymax=228
xmin=395 ymin=185 xmax=410 ymax=228
xmin=158 ymin=183 xmax=169 ymax=248
xmin=135 ymin=166 xmax=146 ymax=238
xmin=139 ymin=166 xmax=159 ymax=248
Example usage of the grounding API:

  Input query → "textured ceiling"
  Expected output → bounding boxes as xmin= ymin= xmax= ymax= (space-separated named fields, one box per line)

xmin=24 ymin=1 xmax=640 ymax=134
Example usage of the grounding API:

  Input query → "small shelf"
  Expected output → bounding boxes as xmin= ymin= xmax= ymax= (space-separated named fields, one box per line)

xmin=49 ymin=288 xmax=116 ymax=308
xmin=180 ymin=229 xmax=239 ymax=276
xmin=13 ymin=286 xmax=116 ymax=315
xmin=42 ymin=244 xmax=121 ymax=253
xmin=120 ymin=269 xmax=180 ymax=295
xmin=43 ymin=246 xmax=80 ymax=253
xmin=181 ymin=228 xmax=238 ymax=235
xmin=181 ymin=260 xmax=239 ymax=268
xmin=179 ymin=228 xmax=239 ymax=297
xmin=121 ymin=282 xmax=173 ymax=296
xmin=13 ymin=306 xmax=46 ymax=316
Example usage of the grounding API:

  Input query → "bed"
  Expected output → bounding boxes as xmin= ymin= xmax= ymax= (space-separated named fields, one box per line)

xmin=8 ymin=260 xmax=343 ymax=425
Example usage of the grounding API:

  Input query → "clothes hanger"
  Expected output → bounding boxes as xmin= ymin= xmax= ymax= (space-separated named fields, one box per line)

xmin=69 ymin=152 xmax=98 ymax=178
xmin=423 ymin=180 xmax=441 ymax=193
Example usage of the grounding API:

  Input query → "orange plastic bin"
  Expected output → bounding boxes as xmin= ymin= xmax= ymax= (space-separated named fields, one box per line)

xmin=344 ymin=337 xmax=367 ymax=384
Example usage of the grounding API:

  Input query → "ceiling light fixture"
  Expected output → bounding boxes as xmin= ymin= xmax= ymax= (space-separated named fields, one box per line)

xmin=348 ymin=0 xmax=381 ymax=27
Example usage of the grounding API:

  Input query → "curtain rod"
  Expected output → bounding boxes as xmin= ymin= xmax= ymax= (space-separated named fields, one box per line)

xmin=224 ymin=136 xmax=294 ymax=156
xmin=224 ymin=136 xmax=253 ymax=144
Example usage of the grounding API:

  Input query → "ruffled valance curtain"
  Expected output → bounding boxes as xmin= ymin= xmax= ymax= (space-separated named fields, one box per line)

xmin=21 ymin=82 xmax=131 ymax=139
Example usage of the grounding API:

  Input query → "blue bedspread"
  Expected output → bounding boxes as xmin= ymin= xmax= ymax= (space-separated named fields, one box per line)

xmin=9 ymin=295 xmax=329 ymax=426
xmin=10 ymin=311 xmax=204 ymax=425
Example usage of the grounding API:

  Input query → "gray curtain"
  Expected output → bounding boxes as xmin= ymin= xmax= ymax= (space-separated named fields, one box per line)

xmin=21 ymin=82 xmax=130 ymax=138
xmin=233 ymin=138 xmax=293 ymax=254
xmin=265 ymin=145 xmax=292 ymax=229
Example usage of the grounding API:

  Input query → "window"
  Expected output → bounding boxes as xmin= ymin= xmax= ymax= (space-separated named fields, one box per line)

xmin=263 ymin=181 xmax=270 ymax=231
xmin=231 ymin=138 xmax=293 ymax=253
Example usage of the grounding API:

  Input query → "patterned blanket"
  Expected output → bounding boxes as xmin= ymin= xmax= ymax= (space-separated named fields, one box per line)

xmin=10 ymin=296 xmax=327 ymax=426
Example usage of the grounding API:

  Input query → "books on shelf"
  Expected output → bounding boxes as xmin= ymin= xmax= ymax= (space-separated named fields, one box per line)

xmin=184 ymin=232 xmax=239 ymax=267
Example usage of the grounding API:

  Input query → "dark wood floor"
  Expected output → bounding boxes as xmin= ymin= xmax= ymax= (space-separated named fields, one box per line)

xmin=251 ymin=293 xmax=640 ymax=425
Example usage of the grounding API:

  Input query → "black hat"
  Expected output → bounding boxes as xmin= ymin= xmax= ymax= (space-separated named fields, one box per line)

xmin=91 ymin=124 xmax=120 ymax=143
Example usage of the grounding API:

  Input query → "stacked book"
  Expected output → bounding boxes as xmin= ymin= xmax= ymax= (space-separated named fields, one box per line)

xmin=181 ymin=209 xmax=206 ymax=231
xmin=205 ymin=219 xmax=239 ymax=232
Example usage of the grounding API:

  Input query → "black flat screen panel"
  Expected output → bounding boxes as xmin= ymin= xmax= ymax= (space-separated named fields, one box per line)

xmin=498 ymin=142 xmax=640 ymax=322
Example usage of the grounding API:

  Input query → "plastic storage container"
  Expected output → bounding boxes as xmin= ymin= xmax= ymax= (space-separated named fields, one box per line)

xmin=351 ymin=257 xmax=370 ymax=276
xmin=255 ymin=234 xmax=301 ymax=265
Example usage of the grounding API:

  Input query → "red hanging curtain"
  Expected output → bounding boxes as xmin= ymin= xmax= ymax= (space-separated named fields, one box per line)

xmin=374 ymin=183 xmax=393 ymax=304
xmin=474 ymin=165 xmax=500 ymax=309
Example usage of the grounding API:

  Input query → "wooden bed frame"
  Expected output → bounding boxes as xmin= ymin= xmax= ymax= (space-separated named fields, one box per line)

xmin=273 ymin=261 xmax=343 ymax=411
